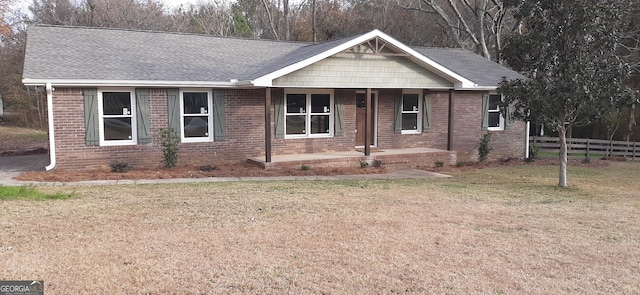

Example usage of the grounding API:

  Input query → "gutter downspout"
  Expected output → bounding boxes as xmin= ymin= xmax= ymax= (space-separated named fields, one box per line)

xmin=45 ymin=83 xmax=56 ymax=171
xmin=525 ymin=121 xmax=530 ymax=159
xmin=447 ymin=90 xmax=454 ymax=151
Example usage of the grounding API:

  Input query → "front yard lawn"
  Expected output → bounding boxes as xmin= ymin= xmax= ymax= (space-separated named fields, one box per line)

xmin=1 ymin=162 xmax=639 ymax=294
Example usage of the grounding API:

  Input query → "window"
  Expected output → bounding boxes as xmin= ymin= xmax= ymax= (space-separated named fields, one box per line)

xmin=180 ymin=90 xmax=213 ymax=142
xmin=487 ymin=94 xmax=504 ymax=130
xmin=285 ymin=90 xmax=333 ymax=137
xmin=98 ymin=89 xmax=136 ymax=146
xmin=401 ymin=92 xmax=421 ymax=134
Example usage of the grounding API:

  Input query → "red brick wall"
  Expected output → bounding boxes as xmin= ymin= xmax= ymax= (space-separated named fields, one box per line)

xmin=50 ymin=87 xmax=525 ymax=170
xmin=270 ymin=89 xmax=357 ymax=155
xmin=52 ymin=88 xmax=268 ymax=170
xmin=449 ymin=91 xmax=526 ymax=161
xmin=376 ymin=90 xmax=450 ymax=150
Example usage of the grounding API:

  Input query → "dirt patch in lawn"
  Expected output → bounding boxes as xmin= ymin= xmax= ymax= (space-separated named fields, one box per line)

xmin=0 ymin=126 xmax=48 ymax=157
xmin=422 ymin=157 xmax=611 ymax=172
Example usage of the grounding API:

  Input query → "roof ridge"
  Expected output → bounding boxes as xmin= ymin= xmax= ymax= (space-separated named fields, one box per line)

xmin=32 ymin=24 xmax=314 ymax=45
xmin=411 ymin=45 xmax=469 ymax=51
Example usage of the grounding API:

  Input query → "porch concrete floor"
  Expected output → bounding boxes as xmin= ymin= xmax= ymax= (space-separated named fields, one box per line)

xmin=249 ymin=147 xmax=455 ymax=170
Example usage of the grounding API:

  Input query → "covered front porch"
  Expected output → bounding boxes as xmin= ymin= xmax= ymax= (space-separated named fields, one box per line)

xmin=249 ymin=147 xmax=456 ymax=171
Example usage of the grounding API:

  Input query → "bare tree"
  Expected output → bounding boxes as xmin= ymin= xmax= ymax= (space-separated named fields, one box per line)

xmin=182 ymin=1 xmax=234 ymax=36
xmin=260 ymin=0 xmax=280 ymax=40
xmin=401 ymin=0 xmax=516 ymax=62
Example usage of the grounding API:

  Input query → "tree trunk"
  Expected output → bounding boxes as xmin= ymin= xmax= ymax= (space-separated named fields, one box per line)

xmin=311 ymin=0 xmax=316 ymax=42
xmin=558 ymin=125 xmax=568 ymax=187
xmin=283 ymin=0 xmax=289 ymax=41
xmin=625 ymin=104 xmax=636 ymax=142
xmin=261 ymin=0 xmax=280 ymax=40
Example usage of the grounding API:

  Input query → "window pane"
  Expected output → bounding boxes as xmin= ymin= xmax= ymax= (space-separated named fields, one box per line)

xmin=287 ymin=94 xmax=306 ymax=113
xmin=310 ymin=115 xmax=330 ymax=134
xmin=183 ymin=92 xmax=209 ymax=114
xmin=184 ymin=116 xmax=209 ymax=137
xmin=286 ymin=115 xmax=305 ymax=134
xmin=402 ymin=113 xmax=418 ymax=130
xmin=356 ymin=93 xmax=366 ymax=109
xmin=311 ymin=94 xmax=330 ymax=113
xmin=104 ymin=118 xmax=132 ymax=140
xmin=488 ymin=112 xmax=501 ymax=128
xmin=403 ymin=94 xmax=419 ymax=112
xmin=103 ymin=92 xmax=131 ymax=115
xmin=489 ymin=95 xmax=501 ymax=111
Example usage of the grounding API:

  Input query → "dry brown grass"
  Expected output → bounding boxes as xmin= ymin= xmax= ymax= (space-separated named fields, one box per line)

xmin=1 ymin=162 xmax=639 ymax=294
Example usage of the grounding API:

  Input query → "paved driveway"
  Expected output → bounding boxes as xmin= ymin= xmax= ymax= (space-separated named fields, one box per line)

xmin=0 ymin=154 xmax=49 ymax=183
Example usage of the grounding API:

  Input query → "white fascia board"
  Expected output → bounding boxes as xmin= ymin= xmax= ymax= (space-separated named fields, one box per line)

xmin=22 ymin=78 xmax=256 ymax=88
xmin=457 ymin=85 xmax=498 ymax=91
xmin=253 ymin=29 xmax=478 ymax=89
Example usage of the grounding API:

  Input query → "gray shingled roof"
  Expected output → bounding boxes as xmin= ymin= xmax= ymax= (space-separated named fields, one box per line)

xmin=413 ymin=47 xmax=524 ymax=86
xmin=23 ymin=25 xmax=523 ymax=87
xmin=23 ymin=26 xmax=306 ymax=82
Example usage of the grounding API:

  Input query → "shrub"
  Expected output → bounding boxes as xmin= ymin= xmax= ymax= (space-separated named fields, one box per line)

xmin=301 ymin=165 xmax=310 ymax=171
xmin=359 ymin=161 xmax=369 ymax=168
xmin=456 ymin=162 xmax=465 ymax=167
xmin=435 ymin=161 xmax=444 ymax=168
xmin=477 ymin=132 xmax=492 ymax=162
xmin=527 ymin=142 xmax=539 ymax=162
xmin=110 ymin=161 xmax=133 ymax=172
xmin=160 ymin=128 xmax=180 ymax=168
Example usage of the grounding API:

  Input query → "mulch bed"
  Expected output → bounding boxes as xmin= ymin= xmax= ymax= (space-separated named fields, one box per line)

xmin=14 ymin=157 xmax=613 ymax=183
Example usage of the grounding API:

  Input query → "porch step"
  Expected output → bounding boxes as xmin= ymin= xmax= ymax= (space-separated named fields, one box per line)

xmin=248 ymin=148 xmax=457 ymax=171
xmin=248 ymin=155 xmax=369 ymax=170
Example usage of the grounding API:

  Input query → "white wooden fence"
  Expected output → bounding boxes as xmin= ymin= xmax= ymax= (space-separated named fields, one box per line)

xmin=530 ymin=136 xmax=640 ymax=160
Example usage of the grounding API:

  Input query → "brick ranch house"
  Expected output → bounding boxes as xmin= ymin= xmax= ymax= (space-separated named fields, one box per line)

xmin=22 ymin=25 xmax=527 ymax=171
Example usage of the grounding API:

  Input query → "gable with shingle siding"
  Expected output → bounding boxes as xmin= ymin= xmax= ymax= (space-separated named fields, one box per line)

xmin=273 ymin=52 xmax=454 ymax=89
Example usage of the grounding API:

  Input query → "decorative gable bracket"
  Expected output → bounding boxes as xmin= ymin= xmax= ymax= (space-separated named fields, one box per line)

xmin=345 ymin=37 xmax=409 ymax=57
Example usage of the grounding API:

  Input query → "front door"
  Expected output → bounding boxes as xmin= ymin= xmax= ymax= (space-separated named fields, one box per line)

xmin=355 ymin=92 xmax=376 ymax=147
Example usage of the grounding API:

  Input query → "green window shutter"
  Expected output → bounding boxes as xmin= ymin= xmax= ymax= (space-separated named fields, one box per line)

xmin=275 ymin=91 xmax=285 ymax=138
xmin=83 ymin=88 xmax=99 ymax=146
xmin=135 ymin=88 xmax=151 ymax=144
xmin=167 ymin=89 xmax=180 ymax=135
xmin=422 ymin=93 xmax=431 ymax=133
xmin=394 ymin=96 xmax=402 ymax=134
xmin=481 ymin=93 xmax=489 ymax=130
xmin=334 ymin=91 xmax=344 ymax=137
xmin=213 ymin=89 xmax=226 ymax=141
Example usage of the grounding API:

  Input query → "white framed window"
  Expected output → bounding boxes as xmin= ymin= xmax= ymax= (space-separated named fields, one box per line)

xmin=98 ymin=89 xmax=136 ymax=146
xmin=180 ymin=89 xmax=213 ymax=142
xmin=487 ymin=94 xmax=505 ymax=131
xmin=285 ymin=89 xmax=334 ymax=138
xmin=401 ymin=90 xmax=422 ymax=134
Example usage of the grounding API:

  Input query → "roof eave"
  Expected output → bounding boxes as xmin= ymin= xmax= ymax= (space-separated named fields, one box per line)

xmin=455 ymin=84 xmax=499 ymax=91
xmin=22 ymin=78 xmax=257 ymax=88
